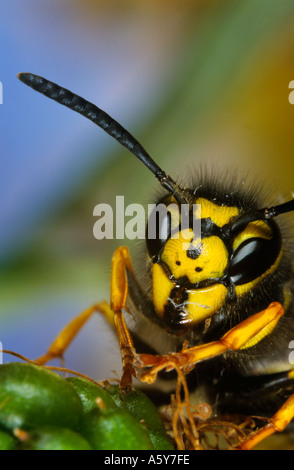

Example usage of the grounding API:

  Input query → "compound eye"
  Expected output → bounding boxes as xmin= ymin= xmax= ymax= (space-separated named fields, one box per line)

xmin=146 ymin=200 xmax=180 ymax=258
xmin=228 ymin=237 xmax=279 ymax=285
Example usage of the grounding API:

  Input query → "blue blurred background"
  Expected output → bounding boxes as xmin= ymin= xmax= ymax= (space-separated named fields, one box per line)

xmin=1 ymin=0 xmax=294 ymax=382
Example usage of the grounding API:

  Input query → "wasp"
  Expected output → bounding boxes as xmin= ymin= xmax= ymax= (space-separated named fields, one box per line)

xmin=17 ymin=73 xmax=294 ymax=449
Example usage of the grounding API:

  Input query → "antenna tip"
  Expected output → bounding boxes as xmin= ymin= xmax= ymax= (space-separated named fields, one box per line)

xmin=17 ymin=73 xmax=43 ymax=88
xmin=17 ymin=72 xmax=31 ymax=83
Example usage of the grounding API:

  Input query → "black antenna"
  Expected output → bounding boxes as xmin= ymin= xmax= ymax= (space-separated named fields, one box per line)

xmin=17 ymin=73 xmax=187 ymax=203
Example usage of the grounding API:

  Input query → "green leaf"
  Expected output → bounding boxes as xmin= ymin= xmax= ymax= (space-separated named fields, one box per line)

xmin=106 ymin=385 xmax=174 ymax=450
xmin=67 ymin=376 xmax=117 ymax=413
xmin=81 ymin=407 xmax=154 ymax=450
xmin=0 ymin=362 xmax=83 ymax=432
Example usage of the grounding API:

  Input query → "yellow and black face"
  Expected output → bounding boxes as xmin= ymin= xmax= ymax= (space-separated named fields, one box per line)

xmin=146 ymin=191 xmax=282 ymax=332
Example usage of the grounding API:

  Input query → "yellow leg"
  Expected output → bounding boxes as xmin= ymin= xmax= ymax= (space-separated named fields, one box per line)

xmin=109 ymin=246 xmax=138 ymax=390
xmin=237 ymin=392 xmax=294 ymax=450
xmin=34 ymin=301 xmax=114 ymax=365
xmin=137 ymin=302 xmax=284 ymax=384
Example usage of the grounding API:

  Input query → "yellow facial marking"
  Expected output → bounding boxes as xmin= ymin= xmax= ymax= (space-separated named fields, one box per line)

xmin=194 ymin=198 xmax=239 ymax=227
xmin=161 ymin=231 xmax=228 ymax=283
xmin=152 ymin=263 xmax=174 ymax=317
xmin=185 ymin=284 xmax=228 ymax=323
xmin=152 ymin=261 xmax=228 ymax=324
xmin=233 ymin=220 xmax=272 ymax=252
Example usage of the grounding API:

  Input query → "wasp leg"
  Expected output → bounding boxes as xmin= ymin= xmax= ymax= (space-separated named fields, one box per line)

xmin=34 ymin=301 xmax=114 ymax=365
xmin=237 ymin=382 xmax=294 ymax=450
xmin=138 ymin=302 xmax=284 ymax=383
xmin=109 ymin=246 xmax=139 ymax=391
